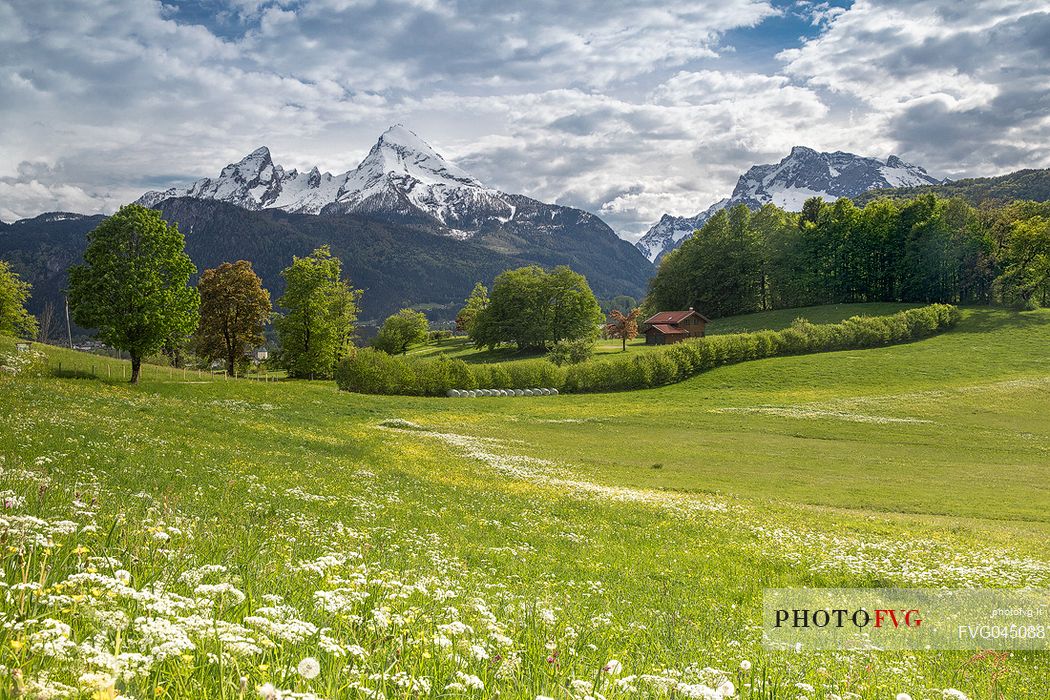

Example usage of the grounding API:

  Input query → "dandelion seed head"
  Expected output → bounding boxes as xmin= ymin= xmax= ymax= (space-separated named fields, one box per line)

xmin=297 ymin=656 xmax=321 ymax=680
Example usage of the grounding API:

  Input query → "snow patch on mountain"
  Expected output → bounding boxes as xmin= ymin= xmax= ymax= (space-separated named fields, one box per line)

xmin=136 ymin=125 xmax=515 ymax=232
xmin=636 ymin=147 xmax=942 ymax=263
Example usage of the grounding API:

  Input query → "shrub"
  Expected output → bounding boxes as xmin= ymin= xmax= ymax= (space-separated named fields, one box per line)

xmin=558 ymin=304 xmax=959 ymax=394
xmin=334 ymin=348 xmax=414 ymax=394
xmin=336 ymin=304 xmax=960 ymax=396
xmin=546 ymin=338 xmax=596 ymax=366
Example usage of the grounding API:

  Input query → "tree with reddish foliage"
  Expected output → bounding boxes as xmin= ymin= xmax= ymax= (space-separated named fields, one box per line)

xmin=605 ymin=308 xmax=639 ymax=351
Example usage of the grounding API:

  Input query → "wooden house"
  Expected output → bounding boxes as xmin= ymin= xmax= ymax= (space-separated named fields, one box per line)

xmin=642 ymin=308 xmax=710 ymax=345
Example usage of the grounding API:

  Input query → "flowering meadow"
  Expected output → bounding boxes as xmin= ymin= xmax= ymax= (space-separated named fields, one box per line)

xmin=1 ymin=306 xmax=1049 ymax=699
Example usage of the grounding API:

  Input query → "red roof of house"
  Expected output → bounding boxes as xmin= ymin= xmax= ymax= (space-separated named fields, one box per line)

xmin=643 ymin=309 xmax=710 ymax=325
xmin=648 ymin=324 xmax=688 ymax=335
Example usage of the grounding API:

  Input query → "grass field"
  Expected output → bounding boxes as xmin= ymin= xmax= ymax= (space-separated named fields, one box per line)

xmin=405 ymin=303 xmax=920 ymax=363
xmin=1 ymin=305 xmax=1048 ymax=699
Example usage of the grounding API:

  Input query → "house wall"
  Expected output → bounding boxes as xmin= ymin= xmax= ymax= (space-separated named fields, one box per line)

xmin=645 ymin=328 xmax=688 ymax=345
xmin=681 ymin=316 xmax=706 ymax=338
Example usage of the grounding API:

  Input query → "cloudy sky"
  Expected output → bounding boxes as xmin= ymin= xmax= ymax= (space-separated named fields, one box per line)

xmin=2 ymin=0 xmax=1048 ymax=239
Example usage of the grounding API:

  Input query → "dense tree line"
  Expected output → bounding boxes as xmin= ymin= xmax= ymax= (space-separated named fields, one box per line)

xmin=646 ymin=195 xmax=1050 ymax=317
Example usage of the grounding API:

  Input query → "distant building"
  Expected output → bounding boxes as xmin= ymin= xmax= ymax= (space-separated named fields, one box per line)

xmin=642 ymin=308 xmax=709 ymax=345
xmin=253 ymin=348 xmax=269 ymax=362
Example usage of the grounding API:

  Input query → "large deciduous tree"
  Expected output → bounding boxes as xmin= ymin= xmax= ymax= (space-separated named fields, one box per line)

xmin=999 ymin=215 xmax=1050 ymax=307
xmin=0 ymin=260 xmax=38 ymax=339
xmin=275 ymin=246 xmax=360 ymax=379
xmin=373 ymin=308 xmax=429 ymax=354
xmin=470 ymin=265 xmax=602 ymax=351
xmin=67 ymin=205 xmax=198 ymax=383
xmin=455 ymin=282 xmax=489 ymax=335
xmin=195 ymin=260 xmax=272 ymax=376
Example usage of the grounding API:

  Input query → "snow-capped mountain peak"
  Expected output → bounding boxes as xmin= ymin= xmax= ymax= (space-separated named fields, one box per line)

xmin=326 ymin=125 xmax=511 ymax=229
xmin=635 ymin=148 xmax=942 ymax=262
xmin=363 ymin=124 xmax=482 ymax=187
xmin=135 ymin=126 xmax=513 ymax=230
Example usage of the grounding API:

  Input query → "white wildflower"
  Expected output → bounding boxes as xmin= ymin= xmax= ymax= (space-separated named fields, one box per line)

xmin=298 ymin=656 xmax=321 ymax=680
xmin=195 ymin=582 xmax=246 ymax=606
xmin=29 ymin=619 xmax=76 ymax=659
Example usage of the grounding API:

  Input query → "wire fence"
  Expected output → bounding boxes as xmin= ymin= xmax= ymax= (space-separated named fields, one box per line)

xmin=44 ymin=353 xmax=281 ymax=384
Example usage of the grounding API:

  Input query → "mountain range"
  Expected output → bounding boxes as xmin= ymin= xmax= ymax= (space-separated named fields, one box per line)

xmin=635 ymin=147 xmax=943 ymax=262
xmin=6 ymin=126 xmax=1047 ymax=339
xmin=138 ymin=125 xmax=525 ymax=236
xmin=2 ymin=127 xmax=654 ymax=332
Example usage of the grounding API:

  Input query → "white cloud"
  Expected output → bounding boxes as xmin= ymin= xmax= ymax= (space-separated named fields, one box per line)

xmin=779 ymin=0 xmax=1050 ymax=177
xmin=1 ymin=0 xmax=1047 ymax=240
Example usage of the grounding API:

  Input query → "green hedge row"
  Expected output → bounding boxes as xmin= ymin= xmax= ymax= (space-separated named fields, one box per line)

xmin=335 ymin=304 xmax=960 ymax=396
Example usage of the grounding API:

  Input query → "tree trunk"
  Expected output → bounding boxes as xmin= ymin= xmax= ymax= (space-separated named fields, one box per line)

xmin=130 ymin=355 xmax=141 ymax=384
xmin=622 ymin=335 xmax=627 ymax=352
xmin=226 ymin=353 xmax=236 ymax=378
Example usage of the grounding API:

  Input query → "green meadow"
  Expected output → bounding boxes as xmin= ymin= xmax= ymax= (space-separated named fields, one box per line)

xmin=1 ymin=305 xmax=1048 ymax=699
